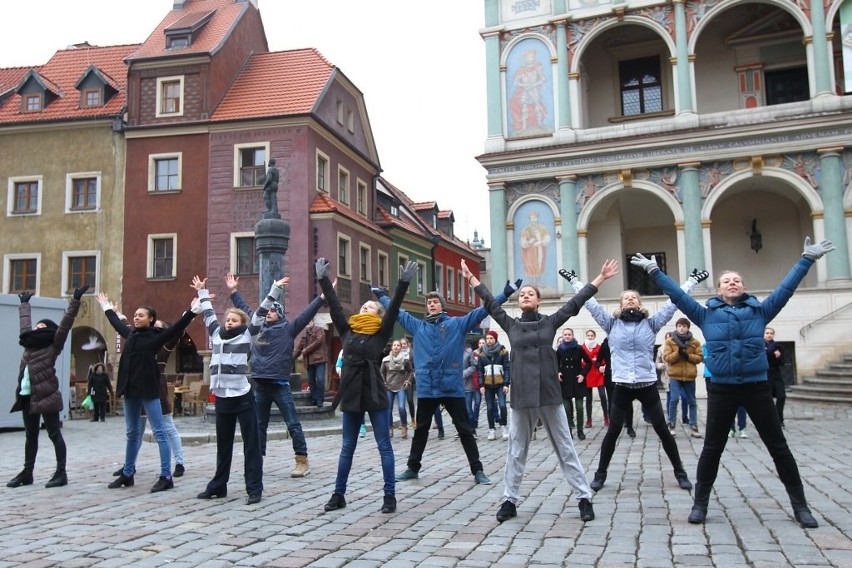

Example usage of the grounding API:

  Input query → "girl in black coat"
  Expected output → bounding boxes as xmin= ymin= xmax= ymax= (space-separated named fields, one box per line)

xmin=98 ymin=292 xmax=196 ymax=493
xmin=317 ymin=258 xmax=416 ymax=515
xmin=87 ymin=363 xmax=113 ymax=423
xmin=556 ymin=328 xmax=592 ymax=440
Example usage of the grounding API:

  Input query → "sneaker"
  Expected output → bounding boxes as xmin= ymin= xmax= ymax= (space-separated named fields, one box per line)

xmin=675 ymin=471 xmax=693 ymax=491
xmin=324 ymin=492 xmax=346 ymax=511
xmin=585 ymin=418 xmax=592 ymax=428
xmin=739 ymin=429 xmax=748 ymax=439
xmin=668 ymin=423 xmax=676 ymax=436
xmin=359 ymin=424 xmax=367 ymax=438
xmin=690 ymin=425 xmax=702 ymax=438
xmin=603 ymin=416 xmax=610 ymax=427
xmin=108 ymin=473 xmax=134 ymax=489
xmin=246 ymin=494 xmax=262 ymax=505
xmin=590 ymin=471 xmax=606 ymax=491
xmin=473 ymin=471 xmax=491 ymax=484
xmin=197 ymin=488 xmax=227 ymax=499
xmin=173 ymin=463 xmax=185 ymax=478
xmin=626 ymin=426 xmax=636 ymax=438
xmin=381 ymin=495 xmax=396 ymax=513
xmin=151 ymin=475 xmax=174 ymax=493
xmin=396 ymin=469 xmax=419 ymax=481
xmin=728 ymin=430 xmax=736 ymax=438
xmin=577 ymin=430 xmax=586 ymax=441
xmin=501 ymin=425 xmax=509 ymax=439
xmin=487 ymin=429 xmax=496 ymax=440
xmin=578 ymin=498 xmax=595 ymax=522
xmin=496 ymin=500 xmax=517 ymax=522
xmin=682 ymin=415 xmax=689 ymax=425
xmin=437 ymin=430 xmax=445 ymax=439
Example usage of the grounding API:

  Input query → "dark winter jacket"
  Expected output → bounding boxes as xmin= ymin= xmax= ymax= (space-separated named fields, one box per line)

xmin=651 ymin=257 xmax=814 ymax=385
xmin=87 ymin=365 xmax=113 ymax=403
xmin=556 ymin=339 xmax=592 ymax=399
xmin=765 ymin=339 xmax=784 ymax=382
xmin=320 ymin=276 xmax=408 ymax=412
xmin=12 ymin=299 xmax=80 ymax=414
xmin=105 ymin=309 xmax=196 ymax=399
xmin=477 ymin=343 xmax=511 ymax=388
xmin=475 ymin=281 xmax=599 ymax=409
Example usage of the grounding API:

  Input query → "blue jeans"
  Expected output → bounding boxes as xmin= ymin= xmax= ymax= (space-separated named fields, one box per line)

xmin=668 ymin=380 xmax=697 ymax=427
xmin=123 ymin=398 xmax=171 ymax=478
xmin=254 ymin=381 xmax=307 ymax=457
xmin=137 ymin=413 xmax=184 ymax=466
xmin=307 ymin=363 xmax=326 ymax=407
xmin=731 ymin=407 xmax=747 ymax=431
xmin=483 ymin=387 xmax=507 ymax=429
xmin=387 ymin=390 xmax=407 ymax=426
xmin=464 ymin=390 xmax=481 ymax=430
xmin=336 ymin=409 xmax=394 ymax=496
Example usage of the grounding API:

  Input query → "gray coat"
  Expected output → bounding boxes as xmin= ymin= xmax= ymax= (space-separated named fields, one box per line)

xmin=475 ymin=283 xmax=598 ymax=410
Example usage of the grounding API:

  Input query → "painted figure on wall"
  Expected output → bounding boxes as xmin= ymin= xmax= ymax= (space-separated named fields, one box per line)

xmin=507 ymin=39 xmax=554 ymax=137
xmin=514 ymin=201 xmax=556 ymax=291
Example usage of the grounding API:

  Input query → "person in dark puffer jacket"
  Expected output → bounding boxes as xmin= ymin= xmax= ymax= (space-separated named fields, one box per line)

xmin=7 ymin=286 xmax=87 ymax=489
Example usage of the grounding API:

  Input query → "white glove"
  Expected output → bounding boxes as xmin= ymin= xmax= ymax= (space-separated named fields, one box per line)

xmin=630 ymin=253 xmax=658 ymax=274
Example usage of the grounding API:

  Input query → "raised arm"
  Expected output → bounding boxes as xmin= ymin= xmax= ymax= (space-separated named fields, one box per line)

xmin=252 ymin=277 xmax=286 ymax=330
xmin=551 ymin=260 xmax=618 ymax=328
xmin=98 ymin=292 xmax=132 ymax=338
xmin=378 ymin=262 xmax=417 ymax=340
xmin=461 ymin=259 xmax=519 ymax=332
xmin=226 ymin=272 xmax=253 ymax=316
xmin=316 ymin=258 xmax=351 ymax=336
xmin=559 ymin=270 xmax=615 ymax=332
xmin=53 ymin=286 xmax=87 ymax=349
xmin=192 ymin=276 xmax=220 ymax=338
xmin=17 ymin=291 xmax=33 ymax=334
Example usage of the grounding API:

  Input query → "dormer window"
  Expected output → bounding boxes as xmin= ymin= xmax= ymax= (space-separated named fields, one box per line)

xmin=390 ymin=204 xmax=399 ymax=217
xmin=164 ymin=9 xmax=215 ymax=50
xmin=167 ymin=35 xmax=190 ymax=49
xmin=23 ymin=94 xmax=41 ymax=112
xmin=75 ymin=65 xmax=118 ymax=109
xmin=16 ymin=70 xmax=60 ymax=114
xmin=82 ymin=88 xmax=101 ymax=108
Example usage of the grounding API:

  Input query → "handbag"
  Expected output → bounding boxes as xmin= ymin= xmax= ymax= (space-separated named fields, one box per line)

xmin=81 ymin=394 xmax=94 ymax=410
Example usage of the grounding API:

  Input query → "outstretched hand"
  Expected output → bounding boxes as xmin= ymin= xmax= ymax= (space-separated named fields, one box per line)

xmin=558 ymin=269 xmax=578 ymax=283
xmin=191 ymin=275 xmax=207 ymax=291
xmin=370 ymin=285 xmax=388 ymax=300
xmin=315 ymin=258 xmax=330 ymax=280
xmin=630 ymin=253 xmax=658 ymax=274
xmin=689 ymin=268 xmax=709 ymax=285
xmin=503 ymin=279 xmax=523 ymax=297
xmin=225 ymin=272 xmax=239 ymax=292
xmin=18 ymin=291 xmax=34 ymax=303
xmin=73 ymin=285 xmax=90 ymax=300
xmin=399 ymin=261 xmax=418 ymax=283
xmin=802 ymin=237 xmax=836 ymax=260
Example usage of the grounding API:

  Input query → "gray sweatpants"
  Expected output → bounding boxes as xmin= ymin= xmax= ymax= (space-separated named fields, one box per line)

xmin=503 ymin=404 xmax=593 ymax=504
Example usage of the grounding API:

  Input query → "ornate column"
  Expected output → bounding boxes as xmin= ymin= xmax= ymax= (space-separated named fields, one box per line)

xmin=557 ymin=175 xmax=579 ymax=290
xmin=679 ymin=162 xmax=706 ymax=282
xmin=488 ymin=183 xmax=508 ymax=289
xmin=809 ymin=0 xmax=833 ymax=96
xmin=255 ymin=214 xmax=290 ymax=308
xmin=555 ymin=19 xmax=573 ymax=129
xmin=672 ymin=0 xmax=694 ymax=113
xmin=817 ymin=147 xmax=851 ymax=281
xmin=484 ymin=31 xmax=503 ymax=139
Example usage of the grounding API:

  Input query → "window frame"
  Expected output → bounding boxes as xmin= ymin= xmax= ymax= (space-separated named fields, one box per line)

xmin=337 ymin=234 xmax=351 ymax=277
xmin=356 ymin=179 xmax=368 ymax=216
xmin=82 ymin=88 xmax=102 ymax=108
xmin=316 ymin=151 xmax=330 ymax=193
xmin=147 ymin=152 xmax=183 ymax=193
xmin=7 ymin=176 xmax=42 ymax=216
xmin=626 ymin=251 xmax=667 ymax=296
xmin=233 ymin=142 xmax=270 ymax=188
xmin=61 ymin=251 xmax=99 ymax=296
xmin=416 ymin=260 xmax=427 ymax=295
xmin=458 ymin=271 xmax=466 ymax=304
xmin=23 ymin=93 xmax=42 ymax=112
xmin=618 ymin=55 xmax=663 ymax=117
xmin=447 ymin=267 xmax=455 ymax=304
xmin=435 ymin=262 xmax=444 ymax=296
xmin=155 ymin=75 xmax=185 ymax=118
xmin=3 ymin=253 xmax=40 ymax=295
xmin=359 ymin=244 xmax=371 ymax=283
xmin=65 ymin=172 xmax=100 ymax=213
xmin=377 ymin=251 xmax=389 ymax=288
xmin=230 ymin=232 xmax=259 ymax=276
xmin=338 ymin=166 xmax=350 ymax=205
xmin=147 ymin=233 xmax=177 ymax=280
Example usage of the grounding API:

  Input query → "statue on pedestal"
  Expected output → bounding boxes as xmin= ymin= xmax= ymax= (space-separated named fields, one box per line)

xmin=262 ymin=158 xmax=279 ymax=217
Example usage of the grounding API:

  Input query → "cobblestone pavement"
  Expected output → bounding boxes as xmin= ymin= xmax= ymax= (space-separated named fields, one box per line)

xmin=0 ymin=398 xmax=850 ymax=567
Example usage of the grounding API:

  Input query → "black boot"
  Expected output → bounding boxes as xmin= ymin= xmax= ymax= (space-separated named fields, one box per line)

xmin=688 ymin=482 xmax=712 ymax=524
xmin=6 ymin=469 xmax=34 ymax=488
xmin=786 ymin=485 xmax=818 ymax=528
xmin=45 ymin=469 xmax=67 ymax=488
xmin=590 ymin=471 xmax=606 ymax=491
xmin=674 ymin=470 xmax=693 ymax=490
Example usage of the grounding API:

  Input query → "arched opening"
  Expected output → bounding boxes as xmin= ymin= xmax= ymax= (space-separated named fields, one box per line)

xmin=71 ymin=326 xmax=106 ymax=386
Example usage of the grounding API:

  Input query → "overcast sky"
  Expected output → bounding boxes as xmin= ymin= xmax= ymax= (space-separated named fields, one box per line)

xmin=0 ymin=0 xmax=492 ymax=246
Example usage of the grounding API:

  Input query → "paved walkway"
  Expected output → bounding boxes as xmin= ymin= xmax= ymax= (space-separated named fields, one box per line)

xmin=0 ymin=399 xmax=850 ymax=567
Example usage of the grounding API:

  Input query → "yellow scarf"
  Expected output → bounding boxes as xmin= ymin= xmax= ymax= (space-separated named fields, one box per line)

xmin=348 ymin=313 xmax=382 ymax=335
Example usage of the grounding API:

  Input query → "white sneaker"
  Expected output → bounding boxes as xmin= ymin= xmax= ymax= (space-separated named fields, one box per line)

xmin=501 ymin=425 xmax=509 ymax=439
xmin=739 ymin=429 xmax=748 ymax=439
xmin=487 ymin=429 xmax=496 ymax=441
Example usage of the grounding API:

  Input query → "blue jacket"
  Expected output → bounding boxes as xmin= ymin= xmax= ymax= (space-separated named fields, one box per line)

xmin=651 ymin=257 xmax=814 ymax=384
xmin=377 ymin=292 xmax=508 ymax=398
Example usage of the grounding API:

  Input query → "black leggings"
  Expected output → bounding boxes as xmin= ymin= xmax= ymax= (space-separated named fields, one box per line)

xmin=21 ymin=396 xmax=66 ymax=472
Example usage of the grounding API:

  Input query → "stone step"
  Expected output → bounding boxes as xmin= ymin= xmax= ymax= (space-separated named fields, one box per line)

xmin=827 ymin=362 xmax=852 ymax=372
xmin=799 ymin=376 xmax=852 ymax=388
xmin=814 ymin=369 xmax=852 ymax=379
xmin=787 ymin=391 xmax=852 ymax=403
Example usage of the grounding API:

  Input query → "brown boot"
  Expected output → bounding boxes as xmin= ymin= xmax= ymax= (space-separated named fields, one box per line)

xmin=401 ymin=424 xmax=408 ymax=439
xmin=291 ymin=455 xmax=310 ymax=478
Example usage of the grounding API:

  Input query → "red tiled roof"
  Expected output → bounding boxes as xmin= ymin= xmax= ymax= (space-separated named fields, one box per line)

xmin=212 ymin=49 xmax=334 ymax=121
xmin=438 ymin=210 xmax=454 ymax=219
xmin=0 ymin=44 xmax=139 ymax=125
xmin=309 ymin=193 xmax=388 ymax=235
xmin=411 ymin=201 xmax=438 ymax=211
xmin=376 ymin=204 xmax=428 ymax=236
xmin=126 ymin=0 xmax=248 ymax=61
xmin=0 ymin=67 xmax=32 ymax=98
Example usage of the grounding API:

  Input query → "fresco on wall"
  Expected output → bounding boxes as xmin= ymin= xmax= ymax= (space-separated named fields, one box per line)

xmin=507 ymin=38 xmax=554 ymax=138
xmin=514 ymin=200 xmax=557 ymax=292
xmin=501 ymin=0 xmax=551 ymax=22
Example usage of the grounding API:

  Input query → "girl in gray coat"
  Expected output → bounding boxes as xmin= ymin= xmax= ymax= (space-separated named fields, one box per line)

xmin=463 ymin=259 xmax=618 ymax=524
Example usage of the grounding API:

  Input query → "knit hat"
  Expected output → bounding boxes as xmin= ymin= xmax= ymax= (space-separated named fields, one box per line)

xmin=424 ymin=291 xmax=446 ymax=310
xmin=37 ymin=319 xmax=58 ymax=332
xmin=271 ymin=302 xmax=285 ymax=318
xmin=486 ymin=330 xmax=499 ymax=341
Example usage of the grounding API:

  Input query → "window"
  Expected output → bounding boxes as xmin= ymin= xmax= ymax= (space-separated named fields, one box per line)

xmin=155 ymin=75 xmax=184 ymax=117
xmin=458 ymin=271 xmax=465 ymax=303
xmin=347 ymin=109 xmax=354 ymax=132
xmin=765 ymin=67 xmax=809 ymax=106
xmin=619 ymin=56 xmax=662 ymax=116
xmin=447 ymin=267 xmax=455 ymax=304
xmin=469 ymin=281 xmax=475 ymax=305
xmin=626 ymin=252 xmax=666 ymax=296
xmin=234 ymin=236 xmax=258 ymax=276
xmin=62 ymin=252 xmax=98 ymax=295
xmin=337 ymin=235 xmax=351 ymax=276
xmin=357 ymin=180 xmax=367 ymax=215
xmin=336 ymin=100 xmax=344 ymax=124
xmin=24 ymin=93 xmax=41 ymax=112
xmin=11 ymin=181 xmax=39 ymax=214
xmin=147 ymin=153 xmax=182 ymax=192
xmin=5 ymin=255 xmax=38 ymax=294
xmin=338 ymin=167 xmax=350 ymax=204
xmin=167 ymin=35 xmax=190 ymax=49
xmin=435 ymin=263 xmax=444 ymax=296
xmin=66 ymin=173 xmax=99 ymax=212
xmin=390 ymin=204 xmax=399 ymax=216
xmin=316 ymin=152 xmax=329 ymax=192
xmin=359 ymin=245 xmax=371 ymax=282
xmin=239 ymin=147 xmax=266 ymax=187
xmin=417 ymin=261 xmax=427 ymax=294
xmin=82 ymin=88 xmax=101 ymax=108
xmin=148 ymin=234 xmax=177 ymax=279
xmin=377 ymin=252 xmax=388 ymax=287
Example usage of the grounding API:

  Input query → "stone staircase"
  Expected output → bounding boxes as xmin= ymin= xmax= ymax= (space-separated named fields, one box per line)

xmin=788 ymin=354 xmax=852 ymax=404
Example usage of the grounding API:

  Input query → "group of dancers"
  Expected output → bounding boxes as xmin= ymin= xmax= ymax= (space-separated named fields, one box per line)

xmin=7 ymin=237 xmax=832 ymax=528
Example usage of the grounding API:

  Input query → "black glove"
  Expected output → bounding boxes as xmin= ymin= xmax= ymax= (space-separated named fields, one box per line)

xmin=689 ymin=268 xmax=709 ymax=285
xmin=678 ymin=347 xmax=688 ymax=360
xmin=558 ymin=269 xmax=578 ymax=283
xmin=502 ymin=279 xmax=523 ymax=297
xmin=399 ymin=261 xmax=418 ymax=283
xmin=370 ymin=285 xmax=388 ymax=300
xmin=18 ymin=291 xmax=33 ymax=303
xmin=73 ymin=285 xmax=90 ymax=300
xmin=315 ymin=258 xmax=330 ymax=280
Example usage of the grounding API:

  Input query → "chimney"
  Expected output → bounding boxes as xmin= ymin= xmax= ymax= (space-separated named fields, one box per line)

xmin=173 ymin=0 xmax=186 ymax=8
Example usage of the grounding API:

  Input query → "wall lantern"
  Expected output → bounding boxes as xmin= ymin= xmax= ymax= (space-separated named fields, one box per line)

xmin=749 ymin=218 xmax=762 ymax=254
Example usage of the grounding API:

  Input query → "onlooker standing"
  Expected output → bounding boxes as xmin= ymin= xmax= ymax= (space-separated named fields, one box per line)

xmin=87 ymin=362 xmax=113 ymax=423
xmin=581 ymin=330 xmax=608 ymax=428
xmin=7 ymin=287 xmax=85 ymax=489
xmin=294 ymin=320 xmax=329 ymax=408
xmin=664 ymin=318 xmax=704 ymax=438
xmin=764 ymin=327 xmax=786 ymax=428
xmin=462 ymin=340 xmax=482 ymax=436
xmin=382 ymin=340 xmax=413 ymax=439
xmin=556 ymin=328 xmax=592 ymax=440
xmin=478 ymin=330 xmax=511 ymax=441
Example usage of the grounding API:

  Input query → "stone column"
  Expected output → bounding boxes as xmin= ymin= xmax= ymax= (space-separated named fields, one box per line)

xmin=555 ymin=19 xmax=573 ymax=130
xmin=817 ymin=148 xmax=851 ymax=282
xmin=679 ymin=163 xmax=706 ymax=281
xmin=484 ymin=31 xmax=503 ymax=139
xmin=673 ymin=0 xmax=694 ymax=113
xmin=488 ymin=183 xmax=508 ymax=289
xmin=557 ymin=175 xmax=579 ymax=291
xmin=809 ymin=0 xmax=833 ymax=96
xmin=255 ymin=211 xmax=290 ymax=308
